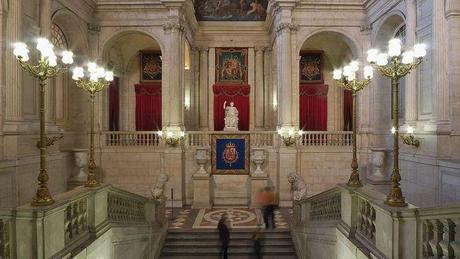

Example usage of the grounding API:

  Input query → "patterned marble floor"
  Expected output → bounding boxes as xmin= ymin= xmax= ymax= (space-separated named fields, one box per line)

xmin=165 ymin=207 xmax=293 ymax=231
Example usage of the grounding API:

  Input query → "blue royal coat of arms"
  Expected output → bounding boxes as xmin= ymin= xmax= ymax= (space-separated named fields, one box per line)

xmin=212 ymin=134 xmax=249 ymax=175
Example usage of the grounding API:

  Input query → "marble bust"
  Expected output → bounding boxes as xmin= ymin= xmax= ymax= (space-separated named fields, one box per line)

xmin=223 ymin=101 xmax=239 ymax=131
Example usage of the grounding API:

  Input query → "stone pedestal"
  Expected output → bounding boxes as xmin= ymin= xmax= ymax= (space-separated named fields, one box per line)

xmin=278 ymin=147 xmax=298 ymax=207
xmin=249 ymin=174 xmax=269 ymax=208
xmin=192 ymin=174 xmax=212 ymax=208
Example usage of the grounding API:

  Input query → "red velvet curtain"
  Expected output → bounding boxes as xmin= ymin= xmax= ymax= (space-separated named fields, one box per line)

xmin=299 ymin=84 xmax=328 ymax=131
xmin=109 ymin=77 xmax=120 ymax=131
xmin=213 ymin=84 xmax=250 ymax=131
xmin=343 ymin=89 xmax=353 ymax=131
xmin=135 ymin=83 xmax=162 ymax=131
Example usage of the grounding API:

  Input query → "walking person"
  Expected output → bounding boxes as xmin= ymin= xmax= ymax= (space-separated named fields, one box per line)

xmin=252 ymin=227 xmax=263 ymax=259
xmin=262 ymin=187 xmax=276 ymax=229
xmin=218 ymin=214 xmax=230 ymax=259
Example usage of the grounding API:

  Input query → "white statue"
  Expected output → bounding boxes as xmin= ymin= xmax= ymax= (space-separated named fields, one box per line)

xmin=151 ymin=174 xmax=169 ymax=201
xmin=288 ymin=172 xmax=308 ymax=201
xmin=72 ymin=149 xmax=88 ymax=182
xmin=223 ymin=101 xmax=239 ymax=131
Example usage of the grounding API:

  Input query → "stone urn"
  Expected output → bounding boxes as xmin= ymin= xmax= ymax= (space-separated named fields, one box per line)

xmin=251 ymin=148 xmax=265 ymax=175
xmin=368 ymin=148 xmax=388 ymax=182
xmin=72 ymin=149 xmax=88 ymax=182
xmin=195 ymin=147 xmax=210 ymax=175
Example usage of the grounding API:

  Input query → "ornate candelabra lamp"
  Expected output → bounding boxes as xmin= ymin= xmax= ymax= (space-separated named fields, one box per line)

xmin=277 ymin=126 xmax=303 ymax=146
xmin=72 ymin=63 xmax=113 ymax=187
xmin=13 ymin=38 xmax=74 ymax=206
xmin=333 ymin=61 xmax=373 ymax=187
xmin=158 ymin=129 xmax=185 ymax=147
xmin=367 ymin=39 xmax=426 ymax=207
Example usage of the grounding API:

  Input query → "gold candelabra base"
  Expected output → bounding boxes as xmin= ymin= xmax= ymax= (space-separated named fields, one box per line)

xmin=347 ymin=160 xmax=363 ymax=187
xmin=85 ymin=160 xmax=100 ymax=187
xmin=31 ymin=168 xmax=55 ymax=206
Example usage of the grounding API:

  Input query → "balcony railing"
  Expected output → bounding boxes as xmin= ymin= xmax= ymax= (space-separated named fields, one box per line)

xmin=102 ymin=130 xmax=352 ymax=148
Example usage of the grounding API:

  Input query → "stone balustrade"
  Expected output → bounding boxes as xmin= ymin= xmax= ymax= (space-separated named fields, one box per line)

xmin=0 ymin=217 xmax=11 ymax=259
xmin=0 ymin=184 xmax=167 ymax=259
xmin=102 ymin=130 xmax=352 ymax=148
xmin=299 ymin=131 xmax=352 ymax=146
xmin=291 ymin=184 xmax=460 ymax=259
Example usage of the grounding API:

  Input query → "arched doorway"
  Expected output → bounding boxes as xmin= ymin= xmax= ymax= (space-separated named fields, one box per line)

xmin=299 ymin=31 xmax=357 ymax=131
xmin=102 ymin=32 xmax=163 ymax=131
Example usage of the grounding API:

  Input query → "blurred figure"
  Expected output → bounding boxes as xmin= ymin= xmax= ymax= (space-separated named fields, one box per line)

xmin=252 ymin=227 xmax=264 ymax=259
xmin=218 ymin=213 xmax=230 ymax=259
xmin=261 ymin=186 xmax=276 ymax=229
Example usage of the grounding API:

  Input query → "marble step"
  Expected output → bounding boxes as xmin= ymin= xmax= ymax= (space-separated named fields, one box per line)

xmin=161 ymin=246 xmax=296 ymax=255
xmin=163 ymin=239 xmax=294 ymax=247
xmin=160 ymin=256 xmax=298 ymax=259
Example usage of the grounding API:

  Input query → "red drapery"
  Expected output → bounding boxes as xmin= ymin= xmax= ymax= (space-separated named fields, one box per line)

xmin=299 ymin=84 xmax=328 ymax=131
xmin=135 ymin=83 xmax=162 ymax=131
xmin=343 ymin=89 xmax=353 ymax=131
xmin=109 ymin=77 xmax=120 ymax=131
xmin=213 ymin=84 xmax=250 ymax=131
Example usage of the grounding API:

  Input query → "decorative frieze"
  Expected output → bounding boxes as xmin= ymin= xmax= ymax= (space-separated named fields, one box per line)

xmin=275 ymin=23 xmax=298 ymax=35
xmin=163 ymin=21 xmax=185 ymax=32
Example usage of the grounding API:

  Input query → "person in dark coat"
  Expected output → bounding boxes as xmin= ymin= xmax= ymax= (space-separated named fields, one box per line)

xmin=252 ymin=227 xmax=263 ymax=259
xmin=262 ymin=186 xmax=276 ymax=229
xmin=218 ymin=214 xmax=230 ymax=259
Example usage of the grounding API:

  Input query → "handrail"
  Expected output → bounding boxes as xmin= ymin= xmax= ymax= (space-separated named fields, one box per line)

xmin=0 ymin=184 xmax=166 ymax=259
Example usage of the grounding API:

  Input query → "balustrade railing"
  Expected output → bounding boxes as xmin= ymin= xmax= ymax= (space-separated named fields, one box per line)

xmin=356 ymin=196 xmax=376 ymax=243
xmin=107 ymin=192 xmax=146 ymax=223
xmin=420 ymin=208 xmax=460 ymax=259
xmin=0 ymin=185 xmax=166 ymax=259
xmin=102 ymin=131 xmax=351 ymax=148
xmin=64 ymin=197 xmax=88 ymax=244
xmin=104 ymin=131 xmax=162 ymax=147
xmin=299 ymin=131 xmax=352 ymax=146
xmin=0 ymin=218 xmax=11 ymax=259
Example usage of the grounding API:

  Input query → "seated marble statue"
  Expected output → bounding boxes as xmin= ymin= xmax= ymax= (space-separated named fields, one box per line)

xmin=223 ymin=101 xmax=239 ymax=130
xmin=151 ymin=173 xmax=169 ymax=201
xmin=288 ymin=172 xmax=307 ymax=201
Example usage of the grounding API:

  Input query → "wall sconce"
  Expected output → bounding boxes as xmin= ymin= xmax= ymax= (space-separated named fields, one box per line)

xmin=277 ymin=126 xmax=302 ymax=146
xmin=391 ymin=126 xmax=420 ymax=148
xmin=158 ymin=130 xmax=185 ymax=147
xmin=401 ymin=126 xmax=420 ymax=148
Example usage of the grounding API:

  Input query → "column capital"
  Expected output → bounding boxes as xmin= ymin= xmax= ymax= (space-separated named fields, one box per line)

xmin=87 ymin=23 xmax=101 ymax=33
xmin=254 ymin=46 xmax=266 ymax=53
xmin=360 ymin=24 xmax=372 ymax=34
xmin=275 ymin=23 xmax=298 ymax=35
xmin=199 ymin=47 xmax=209 ymax=53
xmin=163 ymin=21 xmax=185 ymax=32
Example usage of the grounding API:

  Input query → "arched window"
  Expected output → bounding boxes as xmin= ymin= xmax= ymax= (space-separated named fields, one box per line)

xmin=392 ymin=24 xmax=406 ymax=120
xmin=51 ymin=23 xmax=68 ymax=49
xmin=51 ymin=23 xmax=69 ymax=124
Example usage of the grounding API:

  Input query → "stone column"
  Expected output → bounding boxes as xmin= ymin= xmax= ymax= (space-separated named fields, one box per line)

xmin=446 ymin=1 xmax=460 ymax=144
xmin=199 ymin=48 xmax=209 ymax=129
xmin=248 ymin=48 xmax=255 ymax=130
xmin=429 ymin=0 xmax=451 ymax=132
xmin=404 ymin=0 xmax=418 ymax=125
xmin=191 ymin=47 xmax=200 ymax=130
xmin=208 ymin=48 xmax=216 ymax=130
xmin=163 ymin=21 xmax=185 ymax=130
xmin=255 ymin=46 xmax=265 ymax=129
xmin=276 ymin=23 xmax=294 ymax=127
xmin=264 ymin=48 xmax=272 ymax=129
xmin=5 ymin=0 xmax=23 ymax=123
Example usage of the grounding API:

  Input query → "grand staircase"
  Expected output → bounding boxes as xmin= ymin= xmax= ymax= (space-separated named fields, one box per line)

xmin=160 ymin=228 xmax=298 ymax=259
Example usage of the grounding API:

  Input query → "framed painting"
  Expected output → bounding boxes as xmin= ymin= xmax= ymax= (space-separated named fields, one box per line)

xmin=216 ymin=48 xmax=248 ymax=84
xmin=299 ymin=51 xmax=324 ymax=84
xmin=140 ymin=51 xmax=162 ymax=82
xmin=211 ymin=134 xmax=250 ymax=175
xmin=194 ymin=0 xmax=268 ymax=21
